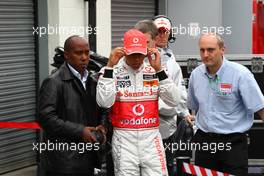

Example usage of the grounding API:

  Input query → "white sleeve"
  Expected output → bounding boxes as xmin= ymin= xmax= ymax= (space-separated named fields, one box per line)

xmin=96 ymin=67 xmax=116 ymax=108
xmin=167 ymin=59 xmax=190 ymax=117
xmin=158 ymin=70 xmax=182 ymax=107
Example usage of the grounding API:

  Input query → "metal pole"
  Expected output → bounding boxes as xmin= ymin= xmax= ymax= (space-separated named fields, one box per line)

xmin=88 ymin=0 xmax=97 ymax=52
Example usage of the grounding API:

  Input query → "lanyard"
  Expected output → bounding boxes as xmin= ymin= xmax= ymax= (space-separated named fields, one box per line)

xmin=208 ymin=75 xmax=220 ymax=92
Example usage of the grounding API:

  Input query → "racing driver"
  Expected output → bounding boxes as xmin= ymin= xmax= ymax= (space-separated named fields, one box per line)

xmin=96 ymin=28 xmax=182 ymax=176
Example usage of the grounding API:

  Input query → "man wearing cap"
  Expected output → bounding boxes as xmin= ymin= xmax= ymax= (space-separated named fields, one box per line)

xmin=152 ymin=15 xmax=194 ymax=175
xmin=96 ymin=29 xmax=182 ymax=176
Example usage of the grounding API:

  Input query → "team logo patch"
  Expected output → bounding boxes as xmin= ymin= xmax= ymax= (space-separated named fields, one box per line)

xmin=143 ymin=74 xmax=157 ymax=80
xmin=117 ymin=80 xmax=131 ymax=88
xmin=132 ymin=104 xmax=145 ymax=116
xmin=219 ymin=83 xmax=232 ymax=94
xmin=133 ymin=37 xmax=139 ymax=43
xmin=115 ymin=67 xmax=125 ymax=74
xmin=116 ymin=75 xmax=129 ymax=80
xmin=143 ymin=80 xmax=158 ymax=87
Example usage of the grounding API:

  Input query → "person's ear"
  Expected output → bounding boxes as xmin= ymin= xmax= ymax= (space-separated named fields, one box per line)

xmin=220 ymin=46 xmax=225 ymax=54
xmin=64 ymin=51 xmax=69 ymax=61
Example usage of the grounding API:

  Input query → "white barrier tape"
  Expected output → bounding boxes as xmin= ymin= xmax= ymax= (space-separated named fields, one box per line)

xmin=183 ymin=162 xmax=234 ymax=176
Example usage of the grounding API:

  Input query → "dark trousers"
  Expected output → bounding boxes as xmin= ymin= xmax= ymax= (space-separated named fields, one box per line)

xmin=192 ymin=129 xmax=248 ymax=176
xmin=106 ymin=125 xmax=115 ymax=176
xmin=106 ymin=152 xmax=114 ymax=176
xmin=163 ymin=137 xmax=175 ymax=176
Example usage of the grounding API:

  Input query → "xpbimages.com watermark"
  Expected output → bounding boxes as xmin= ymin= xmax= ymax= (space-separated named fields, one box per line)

xmin=32 ymin=24 xmax=98 ymax=37
xmin=32 ymin=23 xmax=232 ymax=37
xmin=170 ymin=23 xmax=232 ymax=37
xmin=164 ymin=140 xmax=232 ymax=154
xmin=32 ymin=140 xmax=100 ymax=153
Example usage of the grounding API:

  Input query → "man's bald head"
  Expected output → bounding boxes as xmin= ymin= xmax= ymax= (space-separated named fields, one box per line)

xmin=199 ymin=33 xmax=225 ymax=49
xmin=63 ymin=35 xmax=90 ymax=76
xmin=64 ymin=35 xmax=89 ymax=52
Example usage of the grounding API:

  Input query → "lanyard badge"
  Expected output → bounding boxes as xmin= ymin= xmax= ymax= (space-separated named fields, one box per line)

xmin=208 ymin=76 xmax=232 ymax=96
xmin=219 ymin=83 xmax=232 ymax=94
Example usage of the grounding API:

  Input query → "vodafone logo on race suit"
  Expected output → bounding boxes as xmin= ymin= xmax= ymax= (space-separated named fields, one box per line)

xmin=132 ymin=104 xmax=144 ymax=116
xmin=111 ymin=101 xmax=159 ymax=128
xmin=120 ymin=104 xmax=157 ymax=126
xmin=120 ymin=117 xmax=157 ymax=126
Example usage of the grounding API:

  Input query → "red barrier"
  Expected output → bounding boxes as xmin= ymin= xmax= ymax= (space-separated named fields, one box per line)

xmin=182 ymin=162 xmax=234 ymax=176
xmin=0 ymin=122 xmax=41 ymax=129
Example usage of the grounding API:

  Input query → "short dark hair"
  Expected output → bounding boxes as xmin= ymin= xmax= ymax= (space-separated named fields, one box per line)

xmin=64 ymin=35 xmax=81 ymax=52
xmin=134 ymin=20 xmax=158 ymax=40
